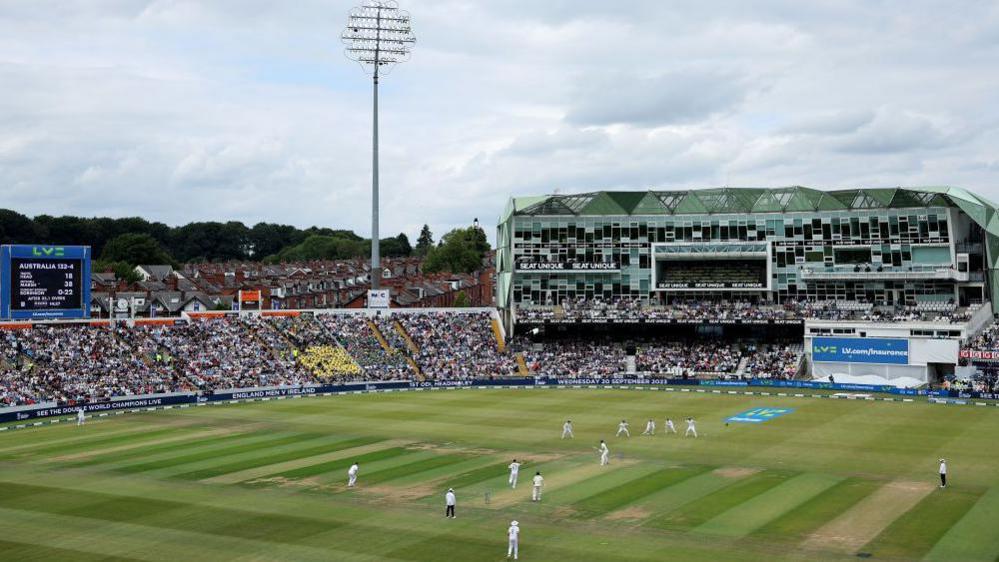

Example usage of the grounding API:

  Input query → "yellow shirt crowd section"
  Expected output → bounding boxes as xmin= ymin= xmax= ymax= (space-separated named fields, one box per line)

xmin=298 ymin=345 xmax=362 ymax=378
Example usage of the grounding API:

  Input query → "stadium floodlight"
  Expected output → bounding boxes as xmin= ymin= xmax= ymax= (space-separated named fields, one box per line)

xmin=342 ymin=0 xmax=415 ymax=291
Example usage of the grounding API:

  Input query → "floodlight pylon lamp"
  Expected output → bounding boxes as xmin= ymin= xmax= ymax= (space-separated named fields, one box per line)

xmin=342 ymin=0 xmax=416 ymax=77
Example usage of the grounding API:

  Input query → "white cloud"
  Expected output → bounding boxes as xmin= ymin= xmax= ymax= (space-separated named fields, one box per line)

xmin=0 ymin=0 xmax=997 ymax=244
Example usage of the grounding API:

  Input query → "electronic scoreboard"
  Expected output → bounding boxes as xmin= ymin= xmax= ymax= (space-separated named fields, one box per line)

xmin=1 ymin=245 xmax=92 ymax=320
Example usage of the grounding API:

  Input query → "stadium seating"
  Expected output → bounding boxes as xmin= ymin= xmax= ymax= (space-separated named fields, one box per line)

xmin=298 ymin=345 xmax=362 ymax=378
xmin=397 ymin=312 xmax=518 ymax=379
xmin=518 ymin=341 xmax=626 ymax=378
xmin=516 ymin=298 xmax=979 ymax=325
xmin=317 ymin=314 xmax=413 ymax=381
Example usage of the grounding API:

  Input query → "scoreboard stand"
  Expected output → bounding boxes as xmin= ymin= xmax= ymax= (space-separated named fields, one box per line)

xmin=0 ymin=245 xmax=91 ymax=320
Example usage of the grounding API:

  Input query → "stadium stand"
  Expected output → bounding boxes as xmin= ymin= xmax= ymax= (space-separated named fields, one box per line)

xmin=517 ymin=298 xmax=979 ymax=324
xmin=397 ymin=312 xmax=518 ymax=379
xmin=636 ymin=342 xmax=741 ymax=376
xmin=517 ymin=341 xmax=626 ymax=378
xmin=298 ymin=345 xmax=362 ymax=379
xmin=317 ymin=314 xmax=413 ymax=381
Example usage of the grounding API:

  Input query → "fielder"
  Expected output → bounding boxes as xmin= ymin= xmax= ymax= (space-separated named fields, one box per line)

xmin=532 ymin=471 xmax=544 ymax=501
xmin=561 ymin=419 xmax=574 ymax=439
xmin=76 ymin=407 xmax=86 ymax=426
xmin=508 ymin=459 xmax=521 ymax=489
xmin=598 ymin=439 xmax=610 ymax=466
xmin=507 ymin=520 xmax=520 ymax=560
xmin=445 ymin=488 xmax=456 ymax=518
xmin=616 ymin=419 xmax=630 ymax=437
xmin=685 ymin=417 xmax=697 ymax=438
xmin=664 ymin=417 xmax=677 ymax=434
xmin=347 ymin=462 xmax=359 ymax=487
xmin=642 ymin=418 xmax=656 ymax=435
xmin=939 ymin=458 xmax=947 ymax=488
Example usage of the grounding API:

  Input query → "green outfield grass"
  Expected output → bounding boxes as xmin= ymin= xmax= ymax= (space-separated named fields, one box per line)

xmin=1 ymin=388 xmax=998 ymax=561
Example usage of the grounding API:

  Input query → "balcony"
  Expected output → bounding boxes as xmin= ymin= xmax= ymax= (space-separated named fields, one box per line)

xmin=956 ymin=242 xmax=983 ymax=254
xmin=799 ymin=265 xmax=969 ymax=282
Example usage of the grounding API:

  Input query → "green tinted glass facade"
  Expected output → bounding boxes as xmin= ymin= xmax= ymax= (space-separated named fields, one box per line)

xmin=496 ymin=187 xmax=998 ymax=312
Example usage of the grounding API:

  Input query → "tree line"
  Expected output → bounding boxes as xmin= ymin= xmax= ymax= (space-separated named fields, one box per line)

xmin=0 ymin=209 xmax=489 ymax=276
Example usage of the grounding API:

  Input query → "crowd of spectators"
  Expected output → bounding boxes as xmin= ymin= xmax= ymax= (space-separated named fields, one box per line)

xmin=298 ymin=345 xmax=361 ymax=378
xmin=944 ymin=370 xmax=999 ymax=394
xmin=518 ymin=341 xmax=625 ymax=378
xmin=509 ymin=337 xmax=802 ymax=379
xmin=1 ymin=325 xmax=182 ymax=406
xmin=964 ymin=321 xmax=999 ymax=352
xmin=137 ymin=318 xmax=312 ymax=391
xmin=741 ymin=344 xmax=803 ymax=380
xmin=318 ymin=315 xmax=413 ymax=381
xmin=636 ymin=342 xmax=741 ymax=376
xmin=398 ymin=312 xmax=517 ymax=380
xmin=517 ymin=298 xmax=980 ymax=325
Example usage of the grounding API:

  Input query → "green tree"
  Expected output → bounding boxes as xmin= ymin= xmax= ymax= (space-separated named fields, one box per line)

xmin=0 ymin=209 xmax=45 ymax=244
xmin=380 ymin=233 xmax=412 ymax=257
xmin=273 ymin=234 xmax=367 ymax=262
xmin=415 ymin=224 xmax=434 ymax=256
xmin=100 ymin=233 xmax=175 ymax=266
xmin=93 ymin=260 xmax=142 ymax=284
xmin=423 ymin=227 xmax=490 ymax=274
xmin=453 ymin=290 xmax=470 ymax=307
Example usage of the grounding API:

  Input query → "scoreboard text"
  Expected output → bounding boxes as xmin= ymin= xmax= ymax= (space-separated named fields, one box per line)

xmin=1 ymin=245 xmax=91 ymax=320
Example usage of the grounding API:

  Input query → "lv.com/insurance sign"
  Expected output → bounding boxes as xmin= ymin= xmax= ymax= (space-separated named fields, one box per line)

xmin=812 ymin=337 xmax=909 ymax=364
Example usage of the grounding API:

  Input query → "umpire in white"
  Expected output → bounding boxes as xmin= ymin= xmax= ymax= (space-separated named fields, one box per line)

xmin=445 ymin=488 xmax=456 ymax=518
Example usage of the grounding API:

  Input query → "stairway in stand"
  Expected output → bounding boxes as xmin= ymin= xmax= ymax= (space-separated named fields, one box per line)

xmin=515 ymin=352 xmax=529 ymax=375
xmin=393 ymin=321 xmax=421 ymax=355
xmin=490 ymin=318 xmax=506 ymax=352
xmin=366 ymin=318 xmax=392 ymax=352
xmin=370 ymin=317 xmax=424 ymax=381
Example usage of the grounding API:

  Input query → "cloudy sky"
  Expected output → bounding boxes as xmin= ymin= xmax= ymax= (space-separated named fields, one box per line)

xmin=1 ymin=1 xmax=998 ymax=242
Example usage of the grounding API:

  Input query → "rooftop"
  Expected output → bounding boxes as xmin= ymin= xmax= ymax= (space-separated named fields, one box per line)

xmin=502 ymin=186 xmax=999 ymax=220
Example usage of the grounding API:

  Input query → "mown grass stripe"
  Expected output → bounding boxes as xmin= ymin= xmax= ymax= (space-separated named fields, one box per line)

xmin=0 ymin=538 xmax=143 ymax=561
xmin=694 ymin=472 xmax=842 ymax=537
xmin=573 ymin=465 xmax=712 ymax=518
xmin=264 ymin=447 xmax=411 ymax=480
xmin=863 ymin=487 xmax=984 ymax=560
xmin=360 ymin=454 xmax=472 ymax=486
xmin=427 ymin=461 xmax=510 ymax=492
xmin=63 ymin=431 xmax=257 ymax=468
xmin=115 ymin=433 xmax=323 ymax=474
xmin=924 ymin=488 xmax=999 ymax=561
xmin=1 ymin=427 xmax=184 ymax=459
xmin=647 ymin=470 xmax=797 ymax=531
xmin=546 ymin=463 xmax=662 ymax=506
xmin=385 ymin=454 xmax=498 ymax=488
xmin=753 ymin=477 xmax=880 ymax=541
xmin=611 ymin=468 xmax=757 ymax=520
xmin=0 ymin=425 xmax=157 ymax=454
xmin=172 ymin=436 xmax=382 ymax=480
xmin=0 ymin=481 xmax=343 ymax=545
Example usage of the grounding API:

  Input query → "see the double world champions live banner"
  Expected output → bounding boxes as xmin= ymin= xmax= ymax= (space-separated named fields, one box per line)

xmin=1 ymin=245 xmax=92 ymax=320
xmin=812 ymin=337 xmax=908 ymax=365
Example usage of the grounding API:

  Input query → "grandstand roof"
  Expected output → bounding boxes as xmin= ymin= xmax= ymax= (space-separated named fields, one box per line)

xmin=502 ymin=186 xmax=998 ymax=220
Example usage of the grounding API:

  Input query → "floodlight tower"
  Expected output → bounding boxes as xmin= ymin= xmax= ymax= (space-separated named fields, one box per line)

xmin=342 ymin=1 xmax=415 ymax=291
